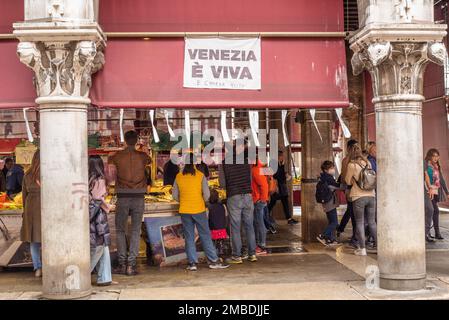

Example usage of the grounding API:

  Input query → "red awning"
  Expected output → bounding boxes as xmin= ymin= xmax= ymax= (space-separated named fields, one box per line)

xmin=0 ymin=0 xmax=23 ymax=34
xmin=99 ymin=0 xmax=344 ymax=33
xmin=0 ymin=41 xmax=36 ymax=109
xmin=90 ymin=38 xmax=348 ymax=109
xmin=0 ymin=0 xmax=348 ymax=110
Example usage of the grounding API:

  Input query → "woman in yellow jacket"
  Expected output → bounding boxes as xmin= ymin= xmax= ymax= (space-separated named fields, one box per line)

xmin=172 ymin=153 xmax=229 ymax=271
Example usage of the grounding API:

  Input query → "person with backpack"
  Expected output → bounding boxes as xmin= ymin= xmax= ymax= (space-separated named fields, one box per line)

xmin=345 ymin=144 xmax=377 ymax=256
xmin=316 ymin=161 xmax=343 ymax=246
xmin=336 ymin=139 xmax=358 ymax=246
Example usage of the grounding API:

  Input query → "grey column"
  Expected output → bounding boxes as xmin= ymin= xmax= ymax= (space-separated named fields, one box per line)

xmin=299 ymin=110 xmax=333 ymax=242
xmin=14 ymin=0 xmax=106 ymax=299
xmin=350 ymin=0 xmax=447 ymax=291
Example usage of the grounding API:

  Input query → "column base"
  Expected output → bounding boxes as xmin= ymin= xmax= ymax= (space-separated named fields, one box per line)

xmin=42 ymin=288 xmax=92 ymax=300
xmin=380 ymin=278 xmax=426 ymax=291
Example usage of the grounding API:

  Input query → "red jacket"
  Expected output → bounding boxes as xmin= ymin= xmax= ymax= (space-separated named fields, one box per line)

xmin=252 ymin=161 xmax=269 ymax=203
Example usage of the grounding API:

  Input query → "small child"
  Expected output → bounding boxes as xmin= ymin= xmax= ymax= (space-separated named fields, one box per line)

xmin=317 ymin=160 xmax=342 ymax=246
xmin=207 ymin=188 xmax=229 ymax=257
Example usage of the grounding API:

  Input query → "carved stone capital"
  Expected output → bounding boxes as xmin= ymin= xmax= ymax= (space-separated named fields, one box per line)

xmin=17 ymin=40 xmax=104 ymax=101
xmin=351 ymin=40 xmax=447 ymax=111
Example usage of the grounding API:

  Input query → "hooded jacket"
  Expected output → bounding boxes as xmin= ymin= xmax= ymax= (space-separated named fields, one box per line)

xmin=252 ymin=161 xmax=269 ymax=203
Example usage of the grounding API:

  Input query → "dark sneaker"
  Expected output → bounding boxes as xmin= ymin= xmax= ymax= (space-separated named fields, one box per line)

xmin=316 ymin=234 xmax=327 ymax=246
xmin=186 ymin=263 xmax=198 ymax=271
xmin=126 ymin=265 xmax=138 ymax=276
xmin=326 ymin=239 xmax=340 ymax=246
xmin=435 ymin=234 xmax=444 ymax=240
xmin=112 ymin=264 xmax=127 ymax=275
xmin=209 ymin=262 xmax=230 ymax=269
xmin=366 ymin=245 xmax=377 ymax=254
xmin=426 ymin=235 xmax=436 ymax=243
xmin=248 ymin=255 xmax=258 ymax=262
xmin=288 ymin=218 xmax=299 ymax=225
xmin=241 ymin=252 xmax=249 ymax=260
xmin=226 ymin=256 xmax=243 ymax=264
xmin=268 ymin=226 xmax=277 ymax=234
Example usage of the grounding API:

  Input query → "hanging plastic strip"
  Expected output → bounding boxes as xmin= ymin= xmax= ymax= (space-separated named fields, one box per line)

xmin=149 ymin=110 xmax=160 ymax=143
xmin=221 ymin=110 xmax=230 ymax=142
xmin=164 ymin=109 xmax=175 ymax=138
xmin=185 ymin=110 xmax=190 ymax=149
xmin=309 ymin=109 xmax=323 ymax=142
xmin=248 ymin=110 xmax=260 ymax=147
xmin=22 ymin=108 xmax=34 ymax=143
xmin=281 ymin=110 xmax=290 ymax=147
xmin=335 ymin=108 xmax=351 ymax=138
xmin=119 ymin=108 xmax=124 ymax=143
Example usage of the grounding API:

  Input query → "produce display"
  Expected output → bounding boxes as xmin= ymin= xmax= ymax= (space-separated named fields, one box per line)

xmin=293 ymin=176 xmax=301 ymax=186
xmin=208 ymin=178 xmax=226 ymax=200
xmin=146 ymin=180 xmax=175 ymax=203
xmin=0 ymin=192 xmax=23 ymax=211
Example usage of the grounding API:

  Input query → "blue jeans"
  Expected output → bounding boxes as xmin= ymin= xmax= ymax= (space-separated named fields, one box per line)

xmin=323 ymin=209 xmax=338 ymax=241
xmin=263 ymin=205 xmax=275 ymax=229
xmin=227 ymin=194 xmax=256 ymax=257
xmin=180 ymin=212 xmax=219 ymax=264
xmin=30 ymin=242 xmax=42 ymax=270
xmin=254 ymin=202 xmax=268 ymax=248
xmin=90 ymin=245 xmax=112 ymax=284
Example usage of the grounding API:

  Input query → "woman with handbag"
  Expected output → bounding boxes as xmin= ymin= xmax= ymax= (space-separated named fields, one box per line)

xmin=21 ymin=151 xmax=42 ymax=278
xmin=424 ymin=149 xmax=449 ymax=241
xmin=88 ymin=155 xmax=117 ymax=286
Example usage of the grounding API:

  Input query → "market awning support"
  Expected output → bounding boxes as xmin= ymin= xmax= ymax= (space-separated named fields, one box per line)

xmin=13 ymin=0 xmax=106 ymax=300
xmin=298 ymin=110 xmax=333 ymax=242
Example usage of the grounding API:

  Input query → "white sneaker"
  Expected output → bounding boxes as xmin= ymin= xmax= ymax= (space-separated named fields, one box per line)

xmin=354 ymin=248 xmax=367 ymax=256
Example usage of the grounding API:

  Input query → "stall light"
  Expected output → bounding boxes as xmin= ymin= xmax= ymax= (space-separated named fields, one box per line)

xmin=281 ymin=110 xmax=289 ymax=147
xmin=221 ymin=110 xmax=230 ymax=142
xmin=248 ymin=110 xmax=260 ymax=147
xmin=143 ymin=37 xmax=150 ymax=41
xmin=22 ymin=108 xmax=34 ymax=143
xmin=149 ymin=110 xmax=160 ymax=143
xmin=309 ymin=109 xmax=323 ymax=142
xmin=185 ymin=110 xmax=190 ymax=148
xmin=335 ymin=108 xmax=351 ymax=138
xmin=164 ymin=109 xmax=175 ymax=138
xmin=119 ymin=108 xmax=124 ymax=143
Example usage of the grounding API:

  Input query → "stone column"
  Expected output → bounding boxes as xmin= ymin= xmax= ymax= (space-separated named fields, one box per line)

xmin=299 ymin=111 xmax=333 ymax=242
xmin=14 ymin=0 xmax=105 ymax=299
xmin=350 ymin=0 xmax=447 ymax=291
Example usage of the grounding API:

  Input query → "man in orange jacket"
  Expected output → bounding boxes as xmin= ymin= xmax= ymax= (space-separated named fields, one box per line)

xmin=252 ymin=160 xmax=269 ymax=255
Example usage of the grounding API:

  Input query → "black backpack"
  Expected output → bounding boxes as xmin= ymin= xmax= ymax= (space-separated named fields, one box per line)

xmin=315 ymin=178 xmax=333 ymax=204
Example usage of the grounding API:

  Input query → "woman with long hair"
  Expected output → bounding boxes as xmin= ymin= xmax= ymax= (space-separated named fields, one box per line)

xmin=21 ymin=151 xmax=42 ymax=277
xmin=344 ymin=144 xmax=377 ymax=256
xmin=88 ymin=155 xmax=116 ymax=286
xmin=172 ymin=153 xmax=229 ymax=271
xmin=424 ymin=149 xmax=448 ymax=241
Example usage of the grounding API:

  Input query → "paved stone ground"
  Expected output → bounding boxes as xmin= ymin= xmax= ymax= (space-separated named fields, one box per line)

xmin=1 ymin=212 xmax=449 ymax=300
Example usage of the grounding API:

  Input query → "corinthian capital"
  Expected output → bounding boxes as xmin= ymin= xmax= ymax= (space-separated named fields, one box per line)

xmin=17 ymin=40 xmax=104 ymax=100
xmin=351 ymin=41 xmax=447 ymax=98
xmin=427 ymin=42 xmax=447 ymax=66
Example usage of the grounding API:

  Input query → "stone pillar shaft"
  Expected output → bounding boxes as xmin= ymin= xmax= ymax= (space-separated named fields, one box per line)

xmin=351 ymin=23 xmax=447 ymax=290
xmin=14 ymin=1 xmax=105 ymax=298
xmin=300 ymin=110 xmax=333 ymax=242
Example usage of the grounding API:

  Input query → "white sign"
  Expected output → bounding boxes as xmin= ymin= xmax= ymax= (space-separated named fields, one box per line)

xmin=183 ymin=37 xmax=261 ymax=90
